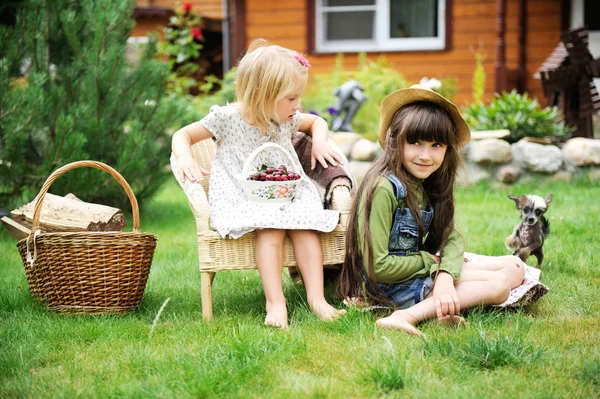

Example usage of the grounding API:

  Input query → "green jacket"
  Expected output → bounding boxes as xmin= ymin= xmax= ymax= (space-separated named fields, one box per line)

xmin=358 ymin=177 xmax=464 ymax=284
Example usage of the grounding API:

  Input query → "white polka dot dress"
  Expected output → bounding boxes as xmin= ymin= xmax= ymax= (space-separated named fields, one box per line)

xmin=200 ymin=105 xmax=339 ymax=239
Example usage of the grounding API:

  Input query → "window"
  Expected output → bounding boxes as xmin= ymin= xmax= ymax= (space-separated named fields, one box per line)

xmin=314 ymin=0 xmax=447 ymax=53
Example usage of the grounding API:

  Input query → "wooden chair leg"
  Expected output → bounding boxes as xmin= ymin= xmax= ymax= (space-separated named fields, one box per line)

xmin=200 ymin=272 xmax=214 ymax=321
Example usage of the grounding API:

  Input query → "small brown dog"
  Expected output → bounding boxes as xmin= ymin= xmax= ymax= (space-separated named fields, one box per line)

xmin=505 ymin=194 xmax=552 ymax=268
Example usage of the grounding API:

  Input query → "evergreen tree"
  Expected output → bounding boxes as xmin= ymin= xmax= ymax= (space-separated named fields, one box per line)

xmin=0 ymin=0 xmax=189 ymax=210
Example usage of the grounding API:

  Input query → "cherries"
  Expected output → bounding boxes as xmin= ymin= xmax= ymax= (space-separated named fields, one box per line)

xmin=247 ymin=164 xmax=301 ymax=181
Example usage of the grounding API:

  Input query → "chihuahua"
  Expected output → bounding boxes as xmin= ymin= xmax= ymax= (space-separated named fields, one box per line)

xmin=505 ymin=194 xmax=552 ymax=268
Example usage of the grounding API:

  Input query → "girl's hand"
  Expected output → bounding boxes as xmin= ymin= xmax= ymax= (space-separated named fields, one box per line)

xmin=311 ymin=140 xmax=345 ymax=170
xmin=177 ymin=155 xmax=210 ymax=182
xmin=432 ymin=271 xmax=460 ymax=321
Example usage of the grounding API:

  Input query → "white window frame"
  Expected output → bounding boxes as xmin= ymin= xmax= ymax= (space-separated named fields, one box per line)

xmin=315 ymin=0 xmax=446 ymax=53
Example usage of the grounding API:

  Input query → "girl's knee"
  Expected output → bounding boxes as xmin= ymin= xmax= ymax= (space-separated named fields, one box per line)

xmin=504 ymin=255 xmax=526 ymax=286
xmin=491 ymin=275 xmax=511 ymax=304
xmin=256 ymin=229 xmax=286 ymax=247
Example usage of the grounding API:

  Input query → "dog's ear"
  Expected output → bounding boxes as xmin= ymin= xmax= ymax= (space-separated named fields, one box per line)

xmin=508 ymin=194 xmax=521 ymax=209
xmin=544 ymin=194 xmax=553 ymax=205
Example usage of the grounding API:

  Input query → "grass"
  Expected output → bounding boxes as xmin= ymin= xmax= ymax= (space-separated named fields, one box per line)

xmin=1 ymin=175 xmax=600 ymax=398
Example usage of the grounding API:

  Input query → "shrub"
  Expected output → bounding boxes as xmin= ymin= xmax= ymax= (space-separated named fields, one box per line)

xmin=0 ymin=0 xmax=191 ymax=209
xmin=158 ymin=2 xmax=205 ymax=96
xmin=303 ymin=53 xmax=408 ymax=142
xmin=471 ymin=46 xmax=487 ymax=104
xmin=463 ymin=90 xmax=571 ymax=143
xmin=190 ymin=67 xmax=237 ymax=116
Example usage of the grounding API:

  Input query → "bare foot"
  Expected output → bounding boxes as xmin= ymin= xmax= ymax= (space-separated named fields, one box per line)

xmin=308 ymin=299 xmax=346 ymax=321
xmin=376 ymin=311 xmax=424 ymax=337
xmin=265 ymin=301 xmax=288 ymax=330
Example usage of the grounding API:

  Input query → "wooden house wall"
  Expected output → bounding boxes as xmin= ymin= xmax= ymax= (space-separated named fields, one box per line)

xmin=139 ymin=0 xmax=222 ymax=19
xmin=244 ymin=0 xmax=564 ymax=107
xmin=132 ymin=0 xmax=223 ymax=37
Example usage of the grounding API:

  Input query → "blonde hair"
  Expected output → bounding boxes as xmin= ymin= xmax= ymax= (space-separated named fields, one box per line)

xmin=234 ymin=39 xmax=309 ymax=129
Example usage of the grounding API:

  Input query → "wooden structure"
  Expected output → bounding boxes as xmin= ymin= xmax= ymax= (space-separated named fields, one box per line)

xmin=170 ymin=139 xmax=352 ymax=321
xmin=133 ymin=0 xmax=568 ymax=106
xmin=535 ymin=27 xmax=600 ymax=138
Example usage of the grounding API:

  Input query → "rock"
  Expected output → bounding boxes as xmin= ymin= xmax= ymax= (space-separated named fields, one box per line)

xmin=457 ymin=163 xmax=490 ymax=185
xmin=512 ymin=140 xmax=563 ymax=173
xmin=470 ymin=129 xmax=511 ymax=140
xmin=562 ymin=137 xmax=600 ymax=166
xmin=469 ymin=138 xmax=513 ymax=164
xmin=350 ymin=138 xmax=380 ymax=161
xmin=588 ymin=168 xmax=600 ymax=181
xmin=329 ymin=131 xmax=363 ymax=159
xmin=551 ymin=171 xmax=573 ymax=183
xmin=496 ymin=165 xmax=520 ymax=183
xmin=347 ymin=161 xmax=373 ymax=183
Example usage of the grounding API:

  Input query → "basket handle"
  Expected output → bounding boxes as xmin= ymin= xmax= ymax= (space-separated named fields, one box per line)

xmin=241 ymin=143 xmax=297 ymax=178
xmin=29 ymin=161 xmax=142 ymax=233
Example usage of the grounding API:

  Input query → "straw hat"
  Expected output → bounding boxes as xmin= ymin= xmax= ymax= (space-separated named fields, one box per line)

xmin=378 ymin=84 xmax=471 ymax=148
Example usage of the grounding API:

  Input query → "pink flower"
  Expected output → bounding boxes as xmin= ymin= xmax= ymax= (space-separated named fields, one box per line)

xmin=182 ymin=2 xmax=193 ymax=14
xmin=275 ymin=186 xmax=291 ymax=198
xmin=294 ymin=54 xmax=311 ymax=68
xmin=191 ymin=27 xmax=203 ymax=40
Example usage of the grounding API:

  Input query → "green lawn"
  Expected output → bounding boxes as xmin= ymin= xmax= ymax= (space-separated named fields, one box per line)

xmin=1 ymin=176 xmax=599 ymax=398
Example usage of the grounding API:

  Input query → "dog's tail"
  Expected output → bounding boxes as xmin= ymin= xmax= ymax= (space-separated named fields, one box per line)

xmin=542 ymin=217 xmax=550 ymax=237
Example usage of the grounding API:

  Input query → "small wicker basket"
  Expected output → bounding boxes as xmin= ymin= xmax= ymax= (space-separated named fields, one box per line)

xmin=16 ymin=161 xmax=157 ymax=315
xmin=237 ymin=143 xmax=303 ymax=204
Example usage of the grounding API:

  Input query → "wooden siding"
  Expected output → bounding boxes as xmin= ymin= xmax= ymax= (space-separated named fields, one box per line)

xmin=132 ymin=0 xmax=223 ymax=37
xmin=243 ymin=0 xmax=564 ymax=107
xmin=136 ymin=0 xmax=222 ymax=19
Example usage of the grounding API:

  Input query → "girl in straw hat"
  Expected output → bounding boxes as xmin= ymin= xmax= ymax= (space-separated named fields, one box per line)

xmin=337 ymin=85 xmax=526 ymax=336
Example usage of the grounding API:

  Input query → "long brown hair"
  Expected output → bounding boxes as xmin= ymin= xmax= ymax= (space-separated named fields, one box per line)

xmin=336 ymin=102 xmax=464 ymax=304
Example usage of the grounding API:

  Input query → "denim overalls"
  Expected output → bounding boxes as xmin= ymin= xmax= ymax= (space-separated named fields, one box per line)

xmin=375 ymin=172 xmax=435 ymax=308
xmin=384 ymin=172 xmax=434 ymax=255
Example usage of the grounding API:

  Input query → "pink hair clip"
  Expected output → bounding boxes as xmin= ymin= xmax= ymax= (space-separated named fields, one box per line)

xmin=294 ymin=54 xmax=311 ymax=68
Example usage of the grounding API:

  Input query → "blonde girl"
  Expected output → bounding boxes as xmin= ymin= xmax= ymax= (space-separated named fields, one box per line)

xmin=172 ymin=39 xmax=345 ymax=329
xmin=337 ymin=85 xmax=525 ymax=336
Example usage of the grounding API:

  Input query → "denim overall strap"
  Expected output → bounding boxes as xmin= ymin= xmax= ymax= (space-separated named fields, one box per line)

xmin=383 ymin=171 xmax=407 ymax=200
xmin=383 ymin=172 xmax=434 ymax=256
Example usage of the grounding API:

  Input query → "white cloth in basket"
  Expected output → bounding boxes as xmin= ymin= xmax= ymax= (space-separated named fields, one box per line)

xmin=198 ymin=105 xmax=339 ymax=239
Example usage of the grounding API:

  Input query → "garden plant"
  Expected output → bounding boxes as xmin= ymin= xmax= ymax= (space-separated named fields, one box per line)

xmin=301 ymin=53 xmax=457 ymax=142
xmin=463 ymin=90 xmax=572 ymax=143
xmin=0 ymin=0 xmax=194 ymax=210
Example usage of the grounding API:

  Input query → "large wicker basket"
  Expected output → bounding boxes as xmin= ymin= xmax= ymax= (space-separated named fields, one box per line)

xmin=16 ymin=161 xmax=157 ymax=315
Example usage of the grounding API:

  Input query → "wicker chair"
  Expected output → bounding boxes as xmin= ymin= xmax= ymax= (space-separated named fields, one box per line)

xmin=171 ymin=139 xmax=352 ymax=321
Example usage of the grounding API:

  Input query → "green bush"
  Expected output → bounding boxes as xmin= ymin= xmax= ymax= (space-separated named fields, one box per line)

xmin=190 ymin=67 xmax=237 ymax=116
xmin=463 ymin=90 xmax=571 ymax=143
xmin=303 ymin=54 xmax=457 ymax=142
xmin=0 ymin=0 xmax=194 ymax=210
xmin=158 ymin=2 xmax=205 ymax=96
xmin=303 ymin=53 xmax=408 ymax=142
